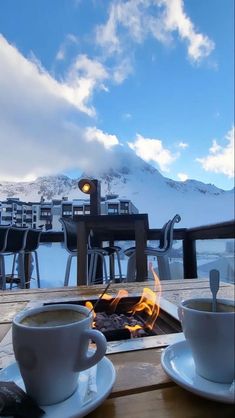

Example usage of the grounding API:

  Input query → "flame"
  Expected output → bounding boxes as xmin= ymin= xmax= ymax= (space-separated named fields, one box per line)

xmin=110 ymin=289 xmax=128 ymax=311
xmin=125 ymin=324 xmax=142 ymax=332
xmin=126 ymin=263 xmax=162 ymax=330
xmin=85 ymin=301 xmax=96 ymax=328
xmin=125 ymin=324 xmax=142 ymax=338
xmin=86 ymin=265 xmax=162 ymax=334
xmin=85 ymin=300 xmax=94 ymax=311
xmin=149 ymin=262 xmax=162 ymax=326
xmin=149 ymin=262 xmax=161 ymax=293
xmin=100 ymin=294 xmax=112 ymax=300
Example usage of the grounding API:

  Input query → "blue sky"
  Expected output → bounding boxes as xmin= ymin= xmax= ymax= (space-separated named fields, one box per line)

xmin=0 ymin=0 xmax=234 ymax=190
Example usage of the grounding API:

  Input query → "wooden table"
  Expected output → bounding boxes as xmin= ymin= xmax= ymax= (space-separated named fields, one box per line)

xmin=0 ymin=279 xmax=234 ymax=417
xmin=74 ymin=214 xmax=149 ymax=285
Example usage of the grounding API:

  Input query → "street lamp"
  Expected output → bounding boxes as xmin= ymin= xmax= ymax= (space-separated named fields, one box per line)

xmin=78 ymin=178 xmax=101 ymax=216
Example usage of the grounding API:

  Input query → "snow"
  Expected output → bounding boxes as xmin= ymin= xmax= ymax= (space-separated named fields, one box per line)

xmin=4 ymin=241 xmax=234 ymax=290
xmin=0 ymin=161 xmax=234 ymax=228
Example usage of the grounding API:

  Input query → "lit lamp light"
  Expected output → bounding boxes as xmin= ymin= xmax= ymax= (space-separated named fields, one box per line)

xmin=78 ymin=178 xmax=96 ymax=195
xmin=81 ymin=183 xmax=91 ymax=194
xmin=78 ymin=178 xmax=101 ymax=215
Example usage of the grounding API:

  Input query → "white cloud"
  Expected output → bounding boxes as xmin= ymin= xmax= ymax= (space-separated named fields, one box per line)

xmin=0 ymin=35 xmax=119 ymax=181
xmin=64 ymin=54 xmax=109 ymax=115
xmin=0 ymin=36 xmax=108 ymax=118
xmin=162 ymin=0 xmax=214 ymax=62
xmin=85 ymin=127 xmax=119 ymax=149
xmin=178 ymin=141 xmax=188 ymax=149
xmin=128 ymin=133 xmax=178 ymax=172
xmin=177 ymin=172 xmax=188 ymax=181
xmin=196 ymin=127 xmax=234 ymax=178
xmin=56 ymin=34 xmax=79 ymax=61
xmin=112 ymin=58 xmax=133 ymax=84
xmin=95 ymin=0 xmax=214 ymax=63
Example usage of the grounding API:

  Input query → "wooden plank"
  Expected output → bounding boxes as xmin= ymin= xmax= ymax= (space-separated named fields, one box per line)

xmin=0 ymin=302 xmax=28 ymax=323
xmin=162 ymin=286 xmax=234 ymax=306
xmin=0 ymin=324 xmax=11 ymax=342
xmin=108 ymin=348 xmax=173 ymax=397
xmin=0 ymin=327 xmax=12 ymax=369
xmin=0 ymin=279 xmax=232 ymax=303
xmin=0 ymin=329 xmax=175 ymax=392
xmin=88 ymin=386 xmax=235 ymax=418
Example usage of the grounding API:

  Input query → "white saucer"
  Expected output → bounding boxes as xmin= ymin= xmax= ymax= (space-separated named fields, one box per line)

xmin=0 ymin=356 xmax=116 ymax=417
xmin=161 ymin=339 xmax=235 ymax=404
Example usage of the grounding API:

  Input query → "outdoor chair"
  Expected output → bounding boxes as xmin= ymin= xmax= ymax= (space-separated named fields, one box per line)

xmin=60 ymin=218 xmax=111 ymax=286
xmin=0 ymin=225 xmax=10 ymax=290
xmin=0 ymin=226 xmax=29 ymax=289
xmin=89 ymin=230 xmax=123 ymax=282
xmin=124 ymin=214 xmax=181 ymax=281
xmin=11 ymin=228 xmax=42 ymax=289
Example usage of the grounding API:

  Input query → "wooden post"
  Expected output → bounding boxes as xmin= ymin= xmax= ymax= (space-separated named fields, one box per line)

xmin=77 ymin=221 xmax=87 ymax=285
xmin=135 ymin=220 xmax=148 ymax=281
xmin=90 ymin=180 xmax=101 ymax=216
xmin=183 ymin=237 xmax=197 ymax=279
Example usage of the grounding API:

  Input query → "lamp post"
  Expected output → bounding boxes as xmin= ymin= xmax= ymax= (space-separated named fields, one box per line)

xmin=78 ymin=178 xmax=101 ymax=216
xmin=78 ymin=178 xmax=102 ymax=282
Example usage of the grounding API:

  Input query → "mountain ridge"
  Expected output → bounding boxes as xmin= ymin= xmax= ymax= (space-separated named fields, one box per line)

xmin=0 ymin=164 xmax=234 ymax=228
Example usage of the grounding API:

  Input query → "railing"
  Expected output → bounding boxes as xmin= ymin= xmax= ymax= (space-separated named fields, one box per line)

xmin=40 ymin=220 xmax=235 ymax=279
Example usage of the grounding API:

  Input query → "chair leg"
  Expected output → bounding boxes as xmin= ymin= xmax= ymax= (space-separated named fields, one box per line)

xmin=12 ymin=254 xmax=17 ymax=277
xmin=18 ymin=252 xmax=25 ymax=289
xmin=34 ymin=251 xmax=41 ymax=288
xmin=126 ymin=252 xmax=136 ymax=282
xmin=157 ymin=255 xmax=171 ymax=280
xmin=0 ymin=255 xmax=6 ymax=290
xmin=8 ymin=254 xmax=19 ymax=290
xmin=116 ymin=252 xmax=123 ymax=281
xmin=64 ymin=255 xmax=73 ymax=286
xmin=88 ymin=253 xmax=97 ymax=285
xmin=109 ymin=253 xmax=115 ymax=281
xmin=102 ymin=255 xmax=108 ymax=283
xmin=90 ymin=253 xmax=108 ymax=284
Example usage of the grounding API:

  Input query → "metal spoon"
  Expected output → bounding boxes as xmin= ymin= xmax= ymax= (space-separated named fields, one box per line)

xmin=209 ymin=269 xmax=220 ymax=312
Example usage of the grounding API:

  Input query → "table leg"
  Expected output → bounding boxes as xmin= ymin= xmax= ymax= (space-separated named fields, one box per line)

xmin=77 ymin=222 xmax=87 ymax=286
xmin=135 ymin=220 xmax=148 ymax=281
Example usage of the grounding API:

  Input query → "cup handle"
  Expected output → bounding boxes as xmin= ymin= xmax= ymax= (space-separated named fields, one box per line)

xmin=76 ymin=329 xmax=107 ymax=371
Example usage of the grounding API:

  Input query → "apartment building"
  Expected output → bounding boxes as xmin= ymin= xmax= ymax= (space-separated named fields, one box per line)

xmin=0 ymin=198 xmax=39 ymax=228
xmin=0 ymin=196 xmax=139 ymax=230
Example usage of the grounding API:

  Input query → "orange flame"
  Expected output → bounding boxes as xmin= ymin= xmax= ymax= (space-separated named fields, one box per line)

xmin=125 ymin=324 xmax=143 ymax=338
xmin=86 ymin=265 xmax=161 ymax=334
xmin=85 ymin=301 xmax=96 ymax=328
xmin=110 ymin=289 xmax=128 ymax=311
xmin=126 ymin=263 xmax=162 ymax=330
xmin=100 ymin=294 xmax=112 ymax=300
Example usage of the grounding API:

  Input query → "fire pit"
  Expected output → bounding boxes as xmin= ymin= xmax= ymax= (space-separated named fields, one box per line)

xmin=44 ymin=295 xmax=182 ymax=342
xmin=40 ymin=273 xmax=183 ymax=353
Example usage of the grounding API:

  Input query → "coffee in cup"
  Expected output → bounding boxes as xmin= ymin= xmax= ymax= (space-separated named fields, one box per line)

xmin=12 ymin=304 xmax=107 ymax=405
xmin=178 ymin=298 xmax=235 ymax=383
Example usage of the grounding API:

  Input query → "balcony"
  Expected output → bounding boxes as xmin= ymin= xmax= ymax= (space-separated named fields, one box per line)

xmin=36 ymin=219 xmax=234 ymax=287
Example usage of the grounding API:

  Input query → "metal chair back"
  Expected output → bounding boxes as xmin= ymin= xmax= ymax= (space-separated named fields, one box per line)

xmin=4 ymin=227 xmax=28 ymax=253
xmin=0 ymin=226 xmax=10 ymax=252
xmin=24 ymin=229 xmax=42 ymax=252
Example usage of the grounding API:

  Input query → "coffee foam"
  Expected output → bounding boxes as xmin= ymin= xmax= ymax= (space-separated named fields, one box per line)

xmin=185 ymin=301 xmax=235 ymax=313
xmin=20 ymin=309 xmax=86 ymax=327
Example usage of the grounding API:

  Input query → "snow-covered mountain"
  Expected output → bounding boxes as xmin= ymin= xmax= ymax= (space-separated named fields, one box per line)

xmin=0 ymin=160 xmax=234 ymax=228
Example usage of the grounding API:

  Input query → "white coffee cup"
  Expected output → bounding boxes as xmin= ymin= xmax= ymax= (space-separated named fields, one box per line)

xmin=178 ymin=298 xmax=235 ymax=383
xmin=12 ymin=304 xmax=107 ymax=405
